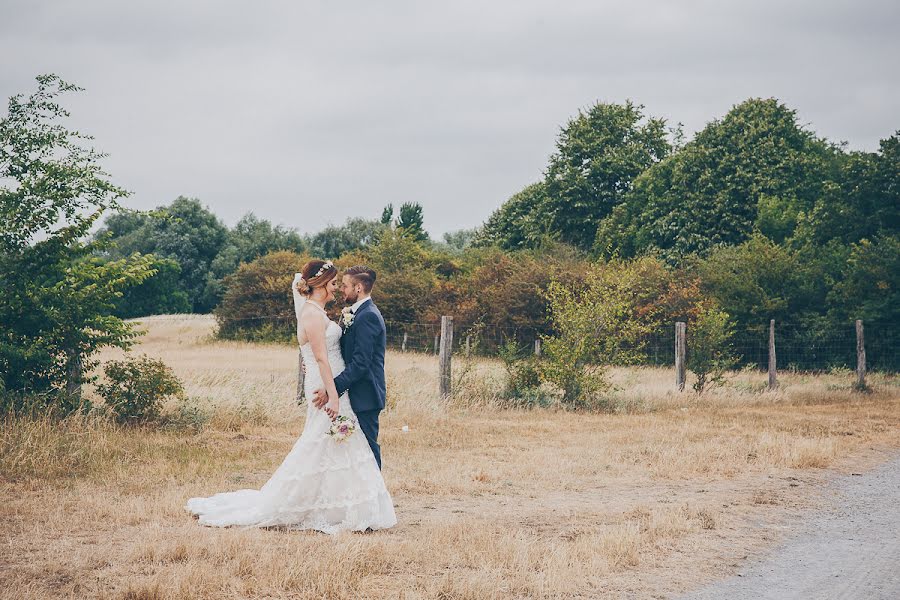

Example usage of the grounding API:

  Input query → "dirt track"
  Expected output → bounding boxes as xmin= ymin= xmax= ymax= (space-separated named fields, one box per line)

xmin=680 ymin=454 xmax=900 ymax=600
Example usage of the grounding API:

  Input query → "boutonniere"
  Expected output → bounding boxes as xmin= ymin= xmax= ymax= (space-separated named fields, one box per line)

xmin=341 ymin=307 xmax=355 ymax=329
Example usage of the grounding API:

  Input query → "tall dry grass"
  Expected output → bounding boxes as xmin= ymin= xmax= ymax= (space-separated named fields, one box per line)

xmin=2 ymin=315 xmax=898 ymax=599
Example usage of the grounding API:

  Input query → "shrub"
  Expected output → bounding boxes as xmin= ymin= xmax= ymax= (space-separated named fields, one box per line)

xmin=498 ymin=340 xmax=542 ymax=400
xmin=96 ymin=356 xmax=184 ymax=424
xmin=214 ymin=250 xmax=310 ymax=342
xmin=539 ymin=260 xmax=653 ymax=408
xmin=686 ymin=303 xmax=739 ymax=393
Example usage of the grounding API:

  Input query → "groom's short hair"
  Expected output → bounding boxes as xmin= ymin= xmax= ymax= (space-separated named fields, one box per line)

xmin=346 ymin=265 xmax=376 ymax=293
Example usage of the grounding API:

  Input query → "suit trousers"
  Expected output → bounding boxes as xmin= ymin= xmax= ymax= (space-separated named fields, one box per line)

xmin=355 ymin=409 xmax=382 ymax=470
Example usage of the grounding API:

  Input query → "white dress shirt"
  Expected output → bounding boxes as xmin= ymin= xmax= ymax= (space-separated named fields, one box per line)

xmin=350 ymin=296 xmax=372 ymax=314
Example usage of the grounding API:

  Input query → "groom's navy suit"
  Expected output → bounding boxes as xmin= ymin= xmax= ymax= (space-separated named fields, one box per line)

xmin=334 ymin=298 xmax=386 ymax=469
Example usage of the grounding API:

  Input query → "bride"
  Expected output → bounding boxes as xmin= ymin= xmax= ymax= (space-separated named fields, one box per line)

xmin=185 ymin=260 xmax=397 ymax=534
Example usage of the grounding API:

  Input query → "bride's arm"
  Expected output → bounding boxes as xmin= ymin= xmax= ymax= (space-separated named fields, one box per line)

xmin=301 ymin=310 xmax=341 ymax=418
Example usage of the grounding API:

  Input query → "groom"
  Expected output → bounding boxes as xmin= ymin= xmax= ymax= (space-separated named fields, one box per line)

xmin=312 ymin=265 xmax=387 ymax=469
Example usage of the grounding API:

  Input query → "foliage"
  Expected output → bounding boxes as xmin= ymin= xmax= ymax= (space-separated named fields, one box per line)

xmin=211 ymin=213 xmax=306 ymax=277
xmin=596 ymin=98 xmax=841 ymax=261
xmin=827 ymin=234 xmax=900 ymax=325
xmin=539 ymin=260 xmax=653 ymax=407
xmin=0 ymin=75 xmax=155 ymax=409
xmin=396 ymin=202 xmax=428 ymax=242
xmin=380 ymin=204 xmax=394 ymax=225
xmin=474 ymin=183 xmax=549 ymax=250
xmin=686 ymin=303 xmax=739 ymax=393
xmin=440 ymin=228 xmax=477 ymax=253
xmin=113 ymin=255 xmax=191 ymax=318
xmin=793 ymin=132 xmax=900 ymax=247
xmin=305 ymin=217 xmax=387 ymax=259
xmin=97 ymin=197 xmax=229 ymax=312
xmin=498 ymin=340 xmax=545 ymax=405
xmin=214 ymin=250 xmax=309 ymax=342
xmin=478 ymin=102 xmax=669 ymax=252
xmin=692 ymin=234 xmax=823 ymax=329
xmin=544 ymin=101 xmax=671 ymax=250
xmin=96 ymin=355 xmax=184 ymax=424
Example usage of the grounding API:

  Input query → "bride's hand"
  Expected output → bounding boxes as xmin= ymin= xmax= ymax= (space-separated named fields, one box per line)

xmin=324 ymin=396 xmax=339 ymax=420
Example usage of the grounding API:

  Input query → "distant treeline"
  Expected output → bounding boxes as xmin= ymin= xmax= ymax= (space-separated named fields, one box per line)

xmin=99 ymin=98 xmax=897 ymax=364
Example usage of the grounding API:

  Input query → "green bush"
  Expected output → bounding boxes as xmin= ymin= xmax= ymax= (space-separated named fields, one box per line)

xmin=96 ymin=356 xmax=184 ymax=424
xmin=498 ymin=340 xmax=542 ymax=399
xmin=686 ymin=303 xmax=739 ymax=393
xmin=214 ymin=250 xmax=309 ymax=342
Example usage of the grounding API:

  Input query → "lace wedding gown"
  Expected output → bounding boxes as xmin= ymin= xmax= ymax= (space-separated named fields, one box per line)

xmin=185 ymin=296 xmax=396 ymax=534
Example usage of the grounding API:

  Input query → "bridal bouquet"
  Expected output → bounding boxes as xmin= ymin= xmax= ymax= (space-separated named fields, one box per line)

xmin=327 ymin=415 xmax=357 ymax=443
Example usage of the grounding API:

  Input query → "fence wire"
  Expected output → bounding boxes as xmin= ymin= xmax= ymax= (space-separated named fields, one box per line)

xmin=144 ymin=314 xmax=899 ymax=373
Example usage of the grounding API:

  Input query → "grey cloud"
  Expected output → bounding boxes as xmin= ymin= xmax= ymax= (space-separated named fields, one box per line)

xmin=1 ymin=0 xmax=897 ymax=237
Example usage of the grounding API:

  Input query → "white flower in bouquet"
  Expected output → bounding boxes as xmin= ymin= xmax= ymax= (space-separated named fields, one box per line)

xmin=327 ymin=415 xmax=357 ymax=443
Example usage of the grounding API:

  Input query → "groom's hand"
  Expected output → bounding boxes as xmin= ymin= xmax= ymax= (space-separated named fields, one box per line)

xmin=311 ymin=388 xmax=328 ymax=409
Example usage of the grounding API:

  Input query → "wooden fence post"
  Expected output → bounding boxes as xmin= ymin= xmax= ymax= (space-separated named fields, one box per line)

xmin=675 ymin=321 xmax=686 ymax=392
xmin=768 ymin=319 xmax=777 ymax=390
xmin=401 ymin=332 xmax=408 ymax=352
xmin=465 ymin=335 xmax=471 ymax=357
xmin=296 ymin=348 xmax=305 ymax=404
xmin=434 ymin=334 xmax=440 ymax=355
xmin=534 ymin=338 xmax=542 ymax=357
xmin=439 ymin=316 xmax=454 ymax=398
xmin=856 ymin=319 xmax=866 ymax=390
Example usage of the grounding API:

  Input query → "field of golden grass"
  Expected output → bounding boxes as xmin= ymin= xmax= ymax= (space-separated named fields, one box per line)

xmin=2 ymin=315 xmax=899 ymax=599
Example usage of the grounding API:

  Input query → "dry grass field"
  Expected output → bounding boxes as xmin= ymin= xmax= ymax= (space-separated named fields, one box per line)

xmin=2 ymin=315 xmax=899 ymax=599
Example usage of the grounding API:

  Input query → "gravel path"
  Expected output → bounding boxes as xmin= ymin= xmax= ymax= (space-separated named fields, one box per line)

xmin=680 ymin=454 xmax=900 ymax=600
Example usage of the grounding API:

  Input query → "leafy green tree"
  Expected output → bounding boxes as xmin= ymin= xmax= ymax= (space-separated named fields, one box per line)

xmin=473 ymin=182 xmax=549 ymax=250
xmin=544 ymin=101 xmax=670 ymax=250
xmin=97 ymin=196 xmax=229 ymax=312
xmin=693 ymin=234 xmax=823 ymax=328
xmin=305 ymin=217 xmax=387 ymax=259
xmin=381 ymin=204 xmax=394 ymax=225
xmin=113 ymin=256 xmax=191 ymax=318
xmin=396 ymin=202 xmax=428 ymax=242
xmin=827 ymin=234 xmax=899 ymax=325
xmin=794 ymin=132 xmax=900 ymax=247
xmin=0 ymin=75 xmax=154 ymax=407
xmin=597 ymin=98 xmax=841 ymax=261
xmin=440 ymin=228 xmax=477 ymax=253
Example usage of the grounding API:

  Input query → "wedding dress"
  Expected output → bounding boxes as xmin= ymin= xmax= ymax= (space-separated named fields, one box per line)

xmin=185 ymin=280 xmax=396 ymax=534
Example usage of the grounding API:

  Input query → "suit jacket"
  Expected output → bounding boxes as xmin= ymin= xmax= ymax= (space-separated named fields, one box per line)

xmin=334 ymin=299 xmax=387 ymax=413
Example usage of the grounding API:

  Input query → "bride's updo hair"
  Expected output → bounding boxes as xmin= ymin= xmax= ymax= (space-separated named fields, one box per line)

xmin=296 ymin=260 xmax=337 ymax=296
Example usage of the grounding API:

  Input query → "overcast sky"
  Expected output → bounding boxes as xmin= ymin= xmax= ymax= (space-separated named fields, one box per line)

xmin=2 ymin=0 xmax=898 ymax=237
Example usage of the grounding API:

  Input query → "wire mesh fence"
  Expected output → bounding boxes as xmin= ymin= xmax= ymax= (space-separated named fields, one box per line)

xmin=149 ymin=313 xmax=899 ymax=373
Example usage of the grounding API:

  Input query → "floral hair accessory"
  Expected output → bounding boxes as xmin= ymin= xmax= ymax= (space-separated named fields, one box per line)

xmin=314 ymin=261 xmax=335 ymax=279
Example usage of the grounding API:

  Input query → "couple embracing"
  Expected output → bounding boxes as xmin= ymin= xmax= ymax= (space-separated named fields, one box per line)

xmin=186 ymin=261 xmax=397 ymax=534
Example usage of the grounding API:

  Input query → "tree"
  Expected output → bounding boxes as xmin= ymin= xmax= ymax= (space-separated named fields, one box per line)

xmin=396 ymin=202 xmax=428 ymax=242
xmin=544 ymin=101 xmax=670 ymax=250
xmin=97 ymin=196 xmax=229 ymax=312
xmin=305 ymin=217 xmax=387 ymax=259
xmin=473 ymin=182 xmax=549 ymax=250
xmin=113 ymin=256 xmax=191 ymax=318
xmin=214 ymin=250 xmax=309 ymax=342
xmin=596 ymin=98 xmax=840 ymax=261
xmin=440 ymin=228 xmax=477 ymax=253
xmin=0 ymin=75 xmax=154 ymax=407
xmin=380 ymin=204 xmax=394 ymax=225
xmin=794 ymin=132 xmax=900 ymax=247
